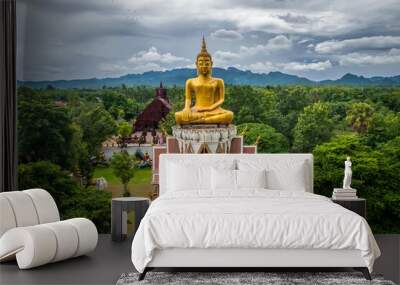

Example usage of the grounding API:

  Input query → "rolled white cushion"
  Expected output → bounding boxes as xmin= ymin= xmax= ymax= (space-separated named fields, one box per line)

xmin=1 ymin=191 xmax=39 ymax=227
xmin=42 ymin=221 xmax=79 ymax=262
xmin=0 ymin=226 xmax=57 ymax=269
xmin=0 ymin=196 xmax=17 ymax=237
xmin=65 ymin=218 xmax=98 ymax=257
xmin=23 ymin=189 xmax=60 ymax=224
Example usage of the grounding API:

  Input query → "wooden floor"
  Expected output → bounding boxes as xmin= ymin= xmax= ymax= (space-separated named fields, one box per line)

xmin=0 ymin=234 xmax=399 ymax=285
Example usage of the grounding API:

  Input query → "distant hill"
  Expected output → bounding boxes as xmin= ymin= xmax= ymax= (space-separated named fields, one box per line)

xmin=18 ymin=67 xmax=400 ymax=89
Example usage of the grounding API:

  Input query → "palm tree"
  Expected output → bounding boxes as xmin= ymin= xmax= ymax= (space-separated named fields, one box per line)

xmin=346 ymin=102 xmax=374 ymax=134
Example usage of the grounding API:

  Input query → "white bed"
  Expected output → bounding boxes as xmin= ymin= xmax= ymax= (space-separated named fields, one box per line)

xmin=131 ymin=154 xmax=380 ymax=280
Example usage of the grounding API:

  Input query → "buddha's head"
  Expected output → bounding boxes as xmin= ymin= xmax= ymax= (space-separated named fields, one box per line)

xmin=196 ymin=36 xmax=212 ymax=76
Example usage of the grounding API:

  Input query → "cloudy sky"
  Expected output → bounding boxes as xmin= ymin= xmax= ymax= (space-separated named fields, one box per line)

xmin=17 ymin=0 xmax=400 ymax=81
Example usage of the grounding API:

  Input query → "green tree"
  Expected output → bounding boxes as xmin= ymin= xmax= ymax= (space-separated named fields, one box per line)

xmin=18 ymin=161 xmax=77 ymax=209
xmin=71 ymin=104 xmax=117 ymax=185
xmin=378 ymin=137 xmax=400 ymax=232
xmin=364 ymin=111 xmax=400 ymax=146
xmin=18 ymin=87 xmax=76 ymax=170
xmin=277 ymin=86 xmax=313 ymax=115
xmin=63 ymin=187 xmax=112 ymax=233
xmin=378 ymin=136 xmax=400 ymax=191
xmin=109 ymin=106 xmax=125 ymax=120
xmin=292 ymin=102 xmax=334 ymax=152
xmin=159 ymin=111 xmax=176 ymax=135
xmin=118 ymin=121 xmax=133 ymax=147
xmin=77 ymin=105 xmax=117 ymax=157
xmin=237 ymin=123 xmax=289 ymax=153
xmin=101 ymin=91 xmax=140 ymax=120
xmin=346 ymin=102 xmax=374 ymax=134
xmin=68 ymin=122 xmax=94 ymax=186
xmin=274 ymin=86 xmax=314 ymax=144
xmin=110 ymin=151 xmax=136 ymax=197
xmin=313 ymin=134 xmax=400 ymax=233
xmin=118 ymin=121 xmax=133 ymax=139
xmin=224 ymin=86 xmax=271 ymax=125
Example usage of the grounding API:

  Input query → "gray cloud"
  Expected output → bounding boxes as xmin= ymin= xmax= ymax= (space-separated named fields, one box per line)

xmin=16 ymin=0 xmax=400 ymax=81
xmin=338 ymin=49 xmax=400 ymax=66
xmin=316 ymin=36 xmax=400 ymax=54
xmin=239 ymin=60 xmax=332 ymax=74
xmin=211 ymin=29 xmax=243 ymax=40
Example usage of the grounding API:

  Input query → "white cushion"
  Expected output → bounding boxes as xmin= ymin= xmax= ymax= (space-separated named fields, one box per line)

xmin=23 ymin=189 xmax=60 ymax=224
xmin=238 ymin=159 xmax=308 ymax=192
xmin=1 ymin=192 xmax=39 ymax=227
xmin=42 ymin=221 xmax=79 ymax=262
xmin=236 ymin=169 xmax=267 ymax=189
xmin=167 ymin=162 xmax=211 ymax=191
xmin=0 ymin=226 xmax=57 ymax=269
xmin=267 ymin=161 xmax=307 ymax=191
xmin=0 ymin=196 xmax=17 ymax=237
xmin=211 ymin=168 xmax=237 ymax=191
xmin=162 ymin=156 xmax=236 ymax=194
xmin=66 ymin=218 xmax=98 ymax=257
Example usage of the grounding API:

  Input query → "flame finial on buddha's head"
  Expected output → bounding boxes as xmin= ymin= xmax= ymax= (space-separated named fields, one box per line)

xmin=197 ymin=36 xmax=212 ymax=61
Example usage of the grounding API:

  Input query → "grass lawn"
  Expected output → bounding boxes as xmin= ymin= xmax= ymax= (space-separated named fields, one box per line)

xmin=93 ymin=165 xmax=153 ymax=198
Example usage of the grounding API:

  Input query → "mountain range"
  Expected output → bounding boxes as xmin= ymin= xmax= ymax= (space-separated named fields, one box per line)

xmin=18 ymin=67 xmax=400 ymax=89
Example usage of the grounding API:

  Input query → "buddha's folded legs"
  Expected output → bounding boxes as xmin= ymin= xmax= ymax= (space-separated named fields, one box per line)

xmin=191 ymin=111 xmax=233 ymax=124
xmin=175 ymin=110 xmax=204 ymax=124
xmin=176 ymin=109 xmax=233 ymax=125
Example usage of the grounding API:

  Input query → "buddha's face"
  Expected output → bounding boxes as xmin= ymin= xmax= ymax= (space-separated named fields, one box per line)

xmin=196 ymin=56 xmax=212 ymax=75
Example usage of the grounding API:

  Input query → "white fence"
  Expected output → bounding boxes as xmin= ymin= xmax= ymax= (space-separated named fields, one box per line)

xmin=102 ymin=144 xmax=155 ymax=161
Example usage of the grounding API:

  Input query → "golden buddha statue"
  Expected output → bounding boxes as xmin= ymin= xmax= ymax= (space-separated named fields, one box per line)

xmin=175 ymin=37 xmax=233 ymax=125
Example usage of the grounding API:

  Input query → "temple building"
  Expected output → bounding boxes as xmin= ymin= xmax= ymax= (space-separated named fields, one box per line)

xmin=134 ymin=82 xmax=171 ymax=132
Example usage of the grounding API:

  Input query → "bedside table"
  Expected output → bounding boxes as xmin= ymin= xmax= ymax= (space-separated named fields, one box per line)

xmin=111 ymin=197 xmax=150 ymax=242
xmin=332 ymin=198 xmax=366 ymax=219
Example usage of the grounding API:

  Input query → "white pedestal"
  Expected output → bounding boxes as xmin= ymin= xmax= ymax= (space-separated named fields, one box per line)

xmin=172 ymin=125 xmax=237 ymax=153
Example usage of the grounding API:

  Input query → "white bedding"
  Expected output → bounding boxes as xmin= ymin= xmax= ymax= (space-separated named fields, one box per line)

xmin=131 ymin=190 xmax=380 ymax=273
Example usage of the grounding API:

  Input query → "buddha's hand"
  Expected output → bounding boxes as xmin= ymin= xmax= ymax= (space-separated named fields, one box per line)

xmin=194 ymin=106 xmax=206 ymax=112
xmin=182 ymin=108 xmax=192 ymax=121
xmin=194 ymin=106 xmax=212 ymax=112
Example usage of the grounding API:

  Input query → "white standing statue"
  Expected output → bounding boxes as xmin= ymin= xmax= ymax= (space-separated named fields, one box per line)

xmin=343 ymin=156 xmax=353 ymax=189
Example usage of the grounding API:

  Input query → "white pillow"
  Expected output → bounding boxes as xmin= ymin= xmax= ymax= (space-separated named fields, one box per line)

xmin=211 ymin=168 xmax=237 ymax=191
xmin=166 ymin=159 xmax=237 ymax=193
xmin=266 ymin=161 xmax=307 ymax=191
xmin=238 ymin=159 xmax=308 ymax=192
xmin=167 ymin=162 xmax=211 ymax=191
xmin=236 ymin=169 xmax=267 ymax=189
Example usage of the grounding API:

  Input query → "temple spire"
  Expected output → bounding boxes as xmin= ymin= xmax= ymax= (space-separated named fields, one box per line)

xmin=156 ymin=81 xmax=167 ymax=99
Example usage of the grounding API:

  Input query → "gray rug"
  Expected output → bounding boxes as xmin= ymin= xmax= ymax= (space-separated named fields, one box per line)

xmin=116 ymin=272 xmax=396 ymax=285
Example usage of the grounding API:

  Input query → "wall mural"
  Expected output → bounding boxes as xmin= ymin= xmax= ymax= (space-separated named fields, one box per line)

xmin=16 ymin=0 xmax=400 ymax=234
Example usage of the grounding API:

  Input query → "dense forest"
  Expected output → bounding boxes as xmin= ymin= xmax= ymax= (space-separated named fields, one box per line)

xmin=17 ymin=85 xmax=400 ymax=233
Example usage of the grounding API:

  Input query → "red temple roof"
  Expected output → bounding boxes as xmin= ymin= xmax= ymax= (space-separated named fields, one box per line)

xmin=134 ymin=82 xmax=171 ymax=132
